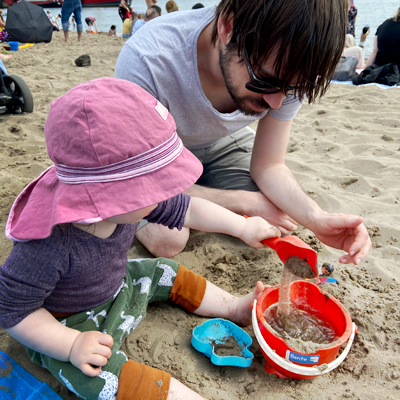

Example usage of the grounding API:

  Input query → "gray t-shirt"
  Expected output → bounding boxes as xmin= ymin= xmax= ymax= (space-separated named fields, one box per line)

xmin=115 ymin=6 xmax=302 ymax=150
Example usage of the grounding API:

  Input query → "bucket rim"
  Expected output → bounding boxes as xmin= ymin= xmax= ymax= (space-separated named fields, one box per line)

xmin=256 ymin=281 xmax=353 ymax=354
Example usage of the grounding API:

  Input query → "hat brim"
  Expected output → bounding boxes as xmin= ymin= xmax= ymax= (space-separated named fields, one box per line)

xmin=7 ymin=146 xmax=203 ymax=241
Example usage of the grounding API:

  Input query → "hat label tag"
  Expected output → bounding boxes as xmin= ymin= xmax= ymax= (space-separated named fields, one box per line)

xmin=155 ymin=101 xmax=168 ymax=121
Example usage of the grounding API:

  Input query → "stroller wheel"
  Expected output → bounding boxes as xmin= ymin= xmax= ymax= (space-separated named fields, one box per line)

xmin=3 ymin=74 xmax=34 ymax=114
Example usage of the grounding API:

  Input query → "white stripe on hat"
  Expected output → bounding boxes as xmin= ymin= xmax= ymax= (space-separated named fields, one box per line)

xmin=55 ymin=131 xmax=183 ymax=184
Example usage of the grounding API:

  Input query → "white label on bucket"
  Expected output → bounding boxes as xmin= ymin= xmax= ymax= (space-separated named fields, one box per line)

xmin=285 ymin=350 xmax=320 ymax=364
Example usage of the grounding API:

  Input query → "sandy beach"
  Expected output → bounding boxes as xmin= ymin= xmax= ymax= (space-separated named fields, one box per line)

xmin=1 ymin=31 xmax=400 ymax=400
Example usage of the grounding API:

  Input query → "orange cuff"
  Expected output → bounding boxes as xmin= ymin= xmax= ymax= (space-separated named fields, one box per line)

xmin=169 ymin=264 xmax=207 ymax=313
xmin=117 ymin=359 xmax=171 ymax=400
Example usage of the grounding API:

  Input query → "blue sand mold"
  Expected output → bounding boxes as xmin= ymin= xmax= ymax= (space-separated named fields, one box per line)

xmin=0 ymin=350 xmax=62 ymax=399
xmin=192 ymin=318 xmax=254 ymax=367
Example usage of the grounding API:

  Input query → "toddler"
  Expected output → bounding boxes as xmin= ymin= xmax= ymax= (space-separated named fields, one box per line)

xmin=0 ymin=78 xmax=279 ymax=400
xmin=108 ymin=25 xmax=119 ymax=37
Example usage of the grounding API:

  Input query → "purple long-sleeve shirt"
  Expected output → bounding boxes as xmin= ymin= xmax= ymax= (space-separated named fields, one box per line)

xmin=0 ymin=194 xmax=190 ymax=329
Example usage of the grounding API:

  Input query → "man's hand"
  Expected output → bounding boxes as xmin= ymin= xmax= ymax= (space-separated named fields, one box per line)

xmin=69 ymin=331 xmax=113 ymax=376
xmin=309 ymin=213 xmax=371 ymax=265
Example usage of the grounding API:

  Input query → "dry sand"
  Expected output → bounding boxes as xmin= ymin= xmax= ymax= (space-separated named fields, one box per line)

xmin=1 ymin=31 xmax=400 ymax=400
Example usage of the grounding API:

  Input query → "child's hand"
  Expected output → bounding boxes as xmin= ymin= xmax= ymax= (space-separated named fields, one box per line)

xmin=69 ymin=331 xmax=113 ymax=376
xmin=240 ymin=216 xmax=281 ymax=248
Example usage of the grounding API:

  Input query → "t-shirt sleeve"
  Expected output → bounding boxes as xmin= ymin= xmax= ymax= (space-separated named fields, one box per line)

xmin=115 ymin=42 xmax=159 ymax=100
xmin=268 ymin=95 xmax=303 ymax=121
xmin=0 ymin=238 xmax=68 ymax=329
xmin=146 ymin=193 xmax=190 ymax=230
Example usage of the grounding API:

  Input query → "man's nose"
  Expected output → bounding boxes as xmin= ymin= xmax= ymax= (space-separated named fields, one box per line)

xmin=262 ymin=92 xmax=285 ymax=109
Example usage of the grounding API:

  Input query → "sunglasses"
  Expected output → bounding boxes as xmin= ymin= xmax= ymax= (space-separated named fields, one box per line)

xmin=242 ymin=48 xmax=298 ymax=95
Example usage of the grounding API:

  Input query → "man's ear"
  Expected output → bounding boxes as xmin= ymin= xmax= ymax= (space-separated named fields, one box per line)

xmin=217 ymin=13 xmax=234 ymax=45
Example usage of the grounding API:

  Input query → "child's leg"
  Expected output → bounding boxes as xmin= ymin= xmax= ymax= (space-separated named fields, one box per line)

xmin=194 ymin=280 xmax=264 ymax=327
xmin=169 ymin=264 xmax=265 ymax=326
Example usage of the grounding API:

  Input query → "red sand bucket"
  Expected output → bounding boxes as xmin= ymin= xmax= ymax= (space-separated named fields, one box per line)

xmin=252 ymin=281 xmax=357 ymax=379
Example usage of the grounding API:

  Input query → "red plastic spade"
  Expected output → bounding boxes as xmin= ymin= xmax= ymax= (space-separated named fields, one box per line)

xmin=243 ymin=215 xmax=318 ymax=278
xmin=262 ymin=236 xmax=318 ymax=278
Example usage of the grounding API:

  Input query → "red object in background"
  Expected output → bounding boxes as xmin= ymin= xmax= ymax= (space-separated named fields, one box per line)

xmin=2 ymin=0 xmax=15 ymax=7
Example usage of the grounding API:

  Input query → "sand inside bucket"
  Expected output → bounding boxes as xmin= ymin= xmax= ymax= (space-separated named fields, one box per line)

xmin=264 ymin=257 xmax=339 ymax=353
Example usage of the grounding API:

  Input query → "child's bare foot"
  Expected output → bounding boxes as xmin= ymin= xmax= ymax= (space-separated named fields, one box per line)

xmin=234 ymin=281 xmax=265 ymax=327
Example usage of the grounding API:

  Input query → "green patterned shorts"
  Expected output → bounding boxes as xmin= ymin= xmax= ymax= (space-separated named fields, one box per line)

xmin=25 ymin=257 xmax=180 ymax=400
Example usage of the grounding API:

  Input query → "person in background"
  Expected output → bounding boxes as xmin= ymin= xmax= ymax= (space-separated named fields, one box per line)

xmin=85 ymin=16 xmax=97 ymax=33
xmin=61 ymin=0 xmax=83 ymax=42
xmin=359 ymin=25 xmax=370 ymax=49
xmin=46 ymin=10 xmax=60 ymax=31
xmin=166 ymin=0 xmax=179 ymax=13
xmin=342 ymin=33 xmax=365 ymax=69
xmin=192 ymin=3 xmax=204 ymax=9
xmin=347 ymin=0 xmax=357 ymax=37
xmin=108 ymin=24 xmax=119 ymax=37
xmin=55 ymin=14 xmax=63 ymax=30
xmin=365 ymin=7 xmax=400 ymax=69
xmin=115 ymin=0 xmax=371 ymax=265
xmin=0 ymin=9 xmax=5 ymax=32
xmin=122 ymin=12 xmax=137 ymax=39
xmin=130 ymin=5 xmax=160 ymax=37
xmin=149 ymin=4 xmax=162 ymax=16
xmin=146 ymin=0 xmax=158 ymax=8
xmin=137 ymin=13 xmax=144 ymax=20
xmin=118 ymin=0 xmax=133 ymax=22
xmin=0 ymin=77 xmax=279 ymax=400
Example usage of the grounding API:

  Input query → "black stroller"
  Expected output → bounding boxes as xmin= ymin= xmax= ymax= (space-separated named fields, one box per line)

xmin=0 ymin=68 xmax=34 ymax=114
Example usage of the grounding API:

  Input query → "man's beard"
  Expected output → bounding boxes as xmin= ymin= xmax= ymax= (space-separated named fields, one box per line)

xmin=219 ymin=48 xmax=270 ymax=117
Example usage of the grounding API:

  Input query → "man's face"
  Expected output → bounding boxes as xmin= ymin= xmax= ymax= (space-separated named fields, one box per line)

xmin=218 ymin=47 xmax=287 ymax=116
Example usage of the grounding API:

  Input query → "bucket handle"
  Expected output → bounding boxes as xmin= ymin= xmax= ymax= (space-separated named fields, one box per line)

xmin=252 ymin=300 xmax=356 ymax=376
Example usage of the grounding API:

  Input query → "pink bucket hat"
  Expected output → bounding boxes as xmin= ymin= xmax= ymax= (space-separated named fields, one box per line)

xmin=6 ymin=77 xmax=203 ymax=241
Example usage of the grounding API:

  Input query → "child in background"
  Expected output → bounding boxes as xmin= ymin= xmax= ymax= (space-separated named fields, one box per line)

xmin=108 ymin=24 xmax=119 ymax=37
xmin=85 ymin=16 xmax=98 ymax=33
xmin=0 ymin=78 xmax=280 ymax=400
xmin=137 ymin=13 xmax=144 ymax=20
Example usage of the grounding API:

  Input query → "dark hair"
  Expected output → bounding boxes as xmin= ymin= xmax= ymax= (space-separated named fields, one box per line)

xmin=211 ymin=0 xmax=348 ymax=103
xmin=110 ymin=25 xmax=116 ymax=30
xmin=150 ymin=5 xmax=162 ymax=15
xmin=192 ymin=3 xmax=204 ymax=8
xmin=322 ymin=263 xmax=334 ymax=274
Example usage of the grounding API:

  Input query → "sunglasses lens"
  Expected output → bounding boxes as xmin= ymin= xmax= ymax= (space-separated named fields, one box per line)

xmin=245 ymin=81 xmax=280 ymax=94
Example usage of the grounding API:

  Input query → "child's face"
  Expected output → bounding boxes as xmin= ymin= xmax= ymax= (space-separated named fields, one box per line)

xmin=107 ymin=204 xmax=158 ymax=225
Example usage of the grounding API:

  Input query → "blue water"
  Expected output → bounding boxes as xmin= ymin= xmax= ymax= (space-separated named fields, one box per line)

xmin=10 ymin=0 xmax=400 ymax=56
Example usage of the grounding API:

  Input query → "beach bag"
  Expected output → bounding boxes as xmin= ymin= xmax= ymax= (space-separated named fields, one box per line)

xmin=352 ymin=63 xmax=400 ymax=86
xmin=332 ymin=57 xmax=358 ymax=81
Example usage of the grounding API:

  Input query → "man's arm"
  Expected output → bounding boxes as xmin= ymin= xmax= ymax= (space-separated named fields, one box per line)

xmin=250 ymin=114 xmax=320 ymax=227
xmin=250 ymin=114 xmax=371 ymax=264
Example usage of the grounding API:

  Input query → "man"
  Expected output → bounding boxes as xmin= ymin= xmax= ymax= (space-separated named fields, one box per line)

xmin=115 ymin=0 xmax=371 ymax=266
xmin=130 ymin=5 xmax=161 ymax=36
